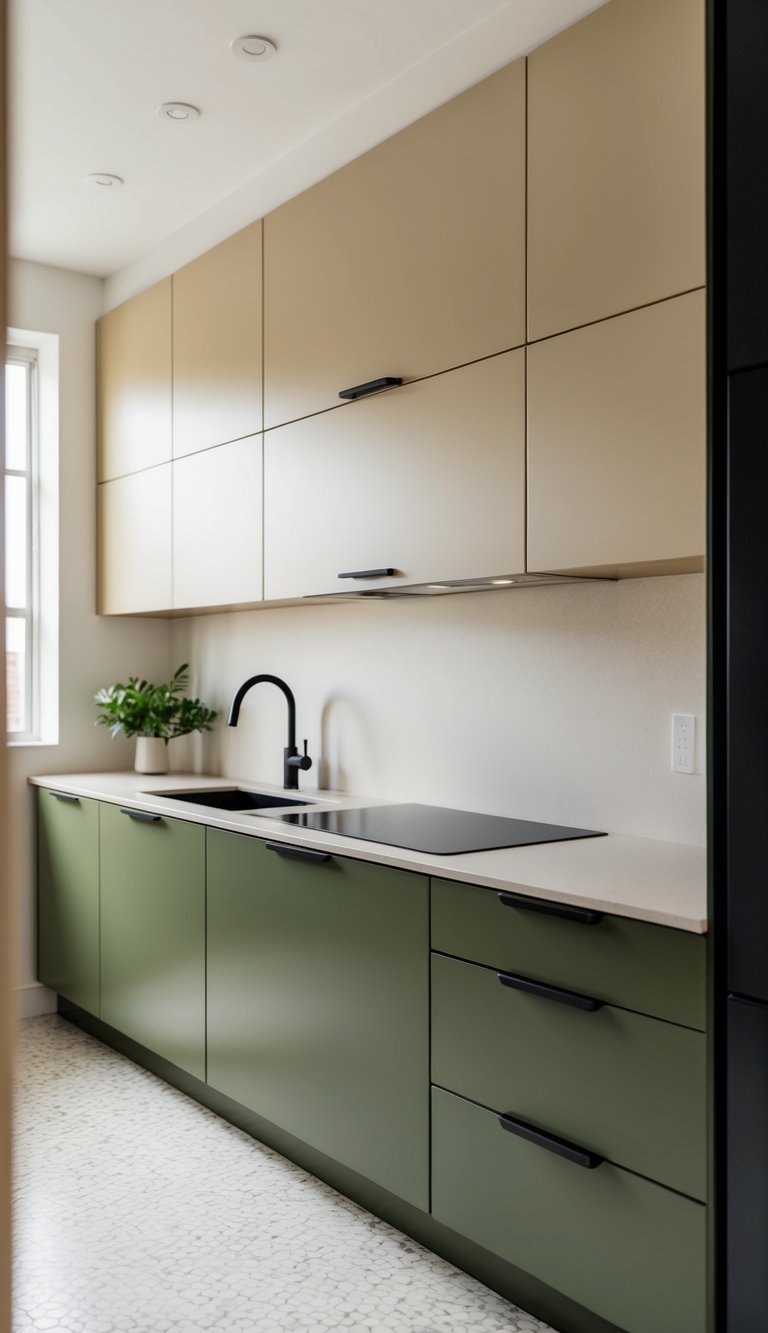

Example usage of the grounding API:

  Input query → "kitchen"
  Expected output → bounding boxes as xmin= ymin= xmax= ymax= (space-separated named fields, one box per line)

xmin=1 ymin=0 xmax=759 ymax=1329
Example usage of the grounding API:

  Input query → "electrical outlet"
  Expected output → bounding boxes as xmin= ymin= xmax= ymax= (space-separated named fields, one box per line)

xmin=672 ymin=714 xmax=695 ymax=774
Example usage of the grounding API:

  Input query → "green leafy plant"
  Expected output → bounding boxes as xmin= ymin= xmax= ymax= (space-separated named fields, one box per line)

xmin=94 ymin=664 xmax=218 ymax=742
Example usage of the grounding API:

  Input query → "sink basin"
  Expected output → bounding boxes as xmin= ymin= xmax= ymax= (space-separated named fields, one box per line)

xmin=149 ymin=788 xmax=314 ymax=812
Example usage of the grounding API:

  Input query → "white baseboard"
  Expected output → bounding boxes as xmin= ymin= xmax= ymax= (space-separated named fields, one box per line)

xmin=15 ymin=984 xmax=57 ymax=1020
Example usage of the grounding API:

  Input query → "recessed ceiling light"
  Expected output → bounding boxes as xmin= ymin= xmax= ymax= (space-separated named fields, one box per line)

xmin=158 ymin=102 xmax=201 ymax=123
xmin=230 ymin=34 xmax=277 ymax=62
xmin=491 ymin=578 xmax=515 ymax=585
xmin=86 ymin=173 xmax=123 ymax=189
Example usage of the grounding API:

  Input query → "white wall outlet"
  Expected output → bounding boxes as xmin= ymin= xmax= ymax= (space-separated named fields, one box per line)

xmin=672 ymin=714 xmax=695 ymax=774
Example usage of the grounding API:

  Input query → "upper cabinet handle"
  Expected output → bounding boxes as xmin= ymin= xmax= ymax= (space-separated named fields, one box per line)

xmin=120 ymin=808 xmax=162 ymax=823
xmin=497 ymin=890 xmax=603 ymax=925
xmin=49 ymin=791 xmax=80 ymax=803
xmin=498 ymin=1112 xmax=603 ymax=1170
xmin=338 ymin=568 xmax=396 ymax=580
xmin=496 ymin=971 xmax=603 ymax=1012
xmin=265 ymin=841 xmax=332 ymax=865
xmin=338 ymin=377 xmax=403 ymax=401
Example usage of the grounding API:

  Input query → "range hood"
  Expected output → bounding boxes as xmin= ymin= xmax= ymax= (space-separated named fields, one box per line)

xmin=306 ymin=572 xmax=613 ymax=600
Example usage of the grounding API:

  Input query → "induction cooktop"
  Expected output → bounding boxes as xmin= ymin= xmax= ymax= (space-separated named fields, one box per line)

xmin=268 ymin=803 xmax=606 ymax=856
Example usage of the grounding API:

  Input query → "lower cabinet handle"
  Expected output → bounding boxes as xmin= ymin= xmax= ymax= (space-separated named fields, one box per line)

xmin=498 ymin=1113 xmax=603 ymax=1170
xmin=50 ymin=791 xmax=80 ymax=803
xmin=265 ymin=841 xmax=332 ymax=865
xmin=496 ymin=971 xmax=603 ymax=1012
xmin=120 ymin=808 xmax=162 ymax=823
xmin=497 ymin=890 xmax=603 ymax=925
xmin=338 ymin=568 xmax=396 ymax=580
xmin=338 ymin=376 xmax=403 ymax=401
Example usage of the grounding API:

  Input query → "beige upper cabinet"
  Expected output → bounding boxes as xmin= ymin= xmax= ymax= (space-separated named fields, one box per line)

xmin=527 ymin=290 xmax=705 ymax=576
xmin=98 ymin=466 xmax=172 ymax=615
xmin=97 ymin=280 xmax=172 ymax=481
xmin=264 ymin=62 xmax=526 ymax=432
xmin=527 ymin=0 xmax=705 ymax=342
xmin=264 ymin=351 xmax=526 ymax=601
xmin=172 ymin=222 xmax=263 ymax=459
xmin=173 ymin=436 xmax=263 ymax=612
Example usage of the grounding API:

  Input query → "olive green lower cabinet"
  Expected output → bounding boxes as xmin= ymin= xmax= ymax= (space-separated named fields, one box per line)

xmin=99 ymin=803 xmax=205 ymax=1080
xmin=206 ymin=829 xmax=430 ymax=1209
xmin=37 ymin=788 xmax=100 ymax=1016
xmin=431 ymin=1086 xmax=705 ymax=1333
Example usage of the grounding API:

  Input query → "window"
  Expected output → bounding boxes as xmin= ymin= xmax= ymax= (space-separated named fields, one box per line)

xmin=4 ymin=347 xmax=39 ymax=738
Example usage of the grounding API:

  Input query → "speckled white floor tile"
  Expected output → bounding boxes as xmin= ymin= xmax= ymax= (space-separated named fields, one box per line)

xmin=13 ymin=1016 xmax=558 ymax=1333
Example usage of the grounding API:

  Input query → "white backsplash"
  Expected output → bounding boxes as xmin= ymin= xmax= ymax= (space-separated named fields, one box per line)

xmin=171 ymin=572 xmax=706 ymax=846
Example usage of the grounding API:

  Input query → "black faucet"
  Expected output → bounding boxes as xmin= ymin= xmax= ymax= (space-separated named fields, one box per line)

xmin=227 ymin=674 xmax=312 ymax=791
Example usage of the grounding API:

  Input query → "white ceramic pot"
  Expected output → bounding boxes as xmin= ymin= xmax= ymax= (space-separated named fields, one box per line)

xmin=134 ymin=736 xmax=168 ymax=774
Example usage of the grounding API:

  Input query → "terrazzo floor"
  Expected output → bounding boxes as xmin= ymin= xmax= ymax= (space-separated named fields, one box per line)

xmin=13 ymin=1016 xmax=558 ymax=1333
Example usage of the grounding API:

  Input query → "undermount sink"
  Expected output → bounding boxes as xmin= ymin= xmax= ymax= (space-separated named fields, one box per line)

xmin=149 ymin=788 xmax=314 ymax=812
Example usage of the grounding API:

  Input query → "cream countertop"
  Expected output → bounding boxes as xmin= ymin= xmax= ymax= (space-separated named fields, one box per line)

xmin=29 ymin=772 xmax=708 ymax=934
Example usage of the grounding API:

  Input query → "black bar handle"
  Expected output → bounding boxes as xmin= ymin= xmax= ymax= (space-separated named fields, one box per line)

xmin=498 ymin=1113 xmax=603 ymax=1169
xmin=49 ymin=791 xmax=80 ymax=804
xmin=120 ymin=808 xmax=162 ymax=823
xmin=265 ymin=841 xmax=331 ymax=865
xmin=497 ymin=890 xmax=603 ymax=925
xmin=497 ymin=970 xmax=603 ymax=1012
xmin=338 ymin=568 xmax=396 ymax=580
xmin=338 ymin=376 xmax=403 ymax=401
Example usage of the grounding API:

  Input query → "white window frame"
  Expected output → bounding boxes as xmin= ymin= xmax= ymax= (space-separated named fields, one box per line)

xmin=5 ymin=327 xmax=59 ymax=747
xmin=5 ymin=346 xmax=40 ymax=740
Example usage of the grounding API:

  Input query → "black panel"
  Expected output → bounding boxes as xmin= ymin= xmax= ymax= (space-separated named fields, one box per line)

xmin=267 ymin=803 xmax=605 ymax=856
xmin=727 ymin=366 xmax=768 ymax=1000
xmin=727 ymin=997 xmax=768 ymax=1331
xmin=726 ymin=0 xmax=768 ymax=371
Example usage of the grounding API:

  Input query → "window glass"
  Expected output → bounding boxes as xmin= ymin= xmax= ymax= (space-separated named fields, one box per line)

xmin=5 ymin=616 xmax=26 ymax=735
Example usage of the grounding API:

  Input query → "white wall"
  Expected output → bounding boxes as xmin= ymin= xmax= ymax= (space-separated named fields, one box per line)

xmin=8 ymin=259 xmax=171 ymax=1016
xmin=172 ymin=571 xmax=706 ymax=847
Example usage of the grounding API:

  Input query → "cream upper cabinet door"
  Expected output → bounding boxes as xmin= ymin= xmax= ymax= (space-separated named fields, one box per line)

xmin=264 ymin=62 xmax=525 ymax=431
xmin=97 ymin=280 xmax=172 ymax=481
xmin=173 ymin=436 xmax=263 ymax=611
xmin=172 ymin=222 xmax=262 ymax=459
xmin=264 ymin=352 xmax=525 ymax=601
xmin=527 ymin=0 xmax=705 ymax=342
xmin=98 ymin=465 xmax=172 ymax=614
xmin=527 ymin=290 xmax=706 ymax=576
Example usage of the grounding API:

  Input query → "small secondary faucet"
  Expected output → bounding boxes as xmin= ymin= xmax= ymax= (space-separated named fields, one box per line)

xmin=227 ymin=674 xmax=312 ymax=791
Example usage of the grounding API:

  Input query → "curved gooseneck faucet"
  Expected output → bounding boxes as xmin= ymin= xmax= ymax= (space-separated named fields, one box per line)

xmin=227 ymin=674 xmax=312 ymax=791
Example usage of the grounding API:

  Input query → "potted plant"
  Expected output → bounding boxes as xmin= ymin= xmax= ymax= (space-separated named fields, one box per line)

xmin=94 ymin=664 xmax=218 ymax=773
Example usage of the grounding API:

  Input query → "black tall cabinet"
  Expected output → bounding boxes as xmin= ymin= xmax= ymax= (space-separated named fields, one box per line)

xmin=711 ymin=1 xmax=768 ymax=1328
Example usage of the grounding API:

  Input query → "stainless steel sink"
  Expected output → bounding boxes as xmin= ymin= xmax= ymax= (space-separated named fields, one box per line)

xmin=147 ymin=788 xmax=314 ymax=812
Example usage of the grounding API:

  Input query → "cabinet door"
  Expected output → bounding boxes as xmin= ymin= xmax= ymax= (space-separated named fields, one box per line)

xmin=100 ymin=804 xmax=205 ymax=1078
xmin=527 ymin=290 xmax=705 ymax=576
xmin=207 ymin=830 xmax=429 ymax=1209
xmin=172 ymin=436 xmax=263 ymax=610
xmin=264 ymin=351 xmax=525 ymax=599
xmin=264 ymin=62 xmax=525 ymax=430
xmin=37 ymin=789 xmax=100 ymax=1015
xmin=528 ymin=0 xmax=704 ymax=341
xmin=98 ymin=465 xmax=172 ymax=614
xmin=97 ymin=279 xmax=172 ymax=480
xmin=172 ymin=222 xmax=262 ymax=459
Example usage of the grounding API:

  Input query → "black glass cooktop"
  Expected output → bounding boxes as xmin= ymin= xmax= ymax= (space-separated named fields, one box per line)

xmin=269 ymin=803 xmax=606 ymax=856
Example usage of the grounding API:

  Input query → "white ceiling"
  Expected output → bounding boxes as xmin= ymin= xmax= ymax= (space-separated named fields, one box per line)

xmin=10 ymin=0 xmax=607 ymax=285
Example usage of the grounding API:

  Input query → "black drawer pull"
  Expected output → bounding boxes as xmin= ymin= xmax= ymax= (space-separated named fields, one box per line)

xmin=338 ymin=376 xmax=403 ymax=401
xmin=265 ymin=841 xmax=331 ymax=865
xmin=497 ymin=890 xmax=603 ymax=925
xmin=338 ymin=568 xmax=396 ymax=580
xmin=49 ymin=791 xmax=79 ymax=803
xmin=496 ymin=971 xmax=603 ymax=1012
xmin=120 ymin=808 xmax=162 ymax=823
xmin=498 ymin=1113 xmax=603 ymax=1170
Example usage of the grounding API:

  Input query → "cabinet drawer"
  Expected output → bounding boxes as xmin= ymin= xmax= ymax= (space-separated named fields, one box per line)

xmin=431 ymin=953 xmax=705 ymax=1199
xmin=432 ymin=1087 xmax=706 ymax=1333
xmin=431 ymin=878 xmax=705 ymax=1030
